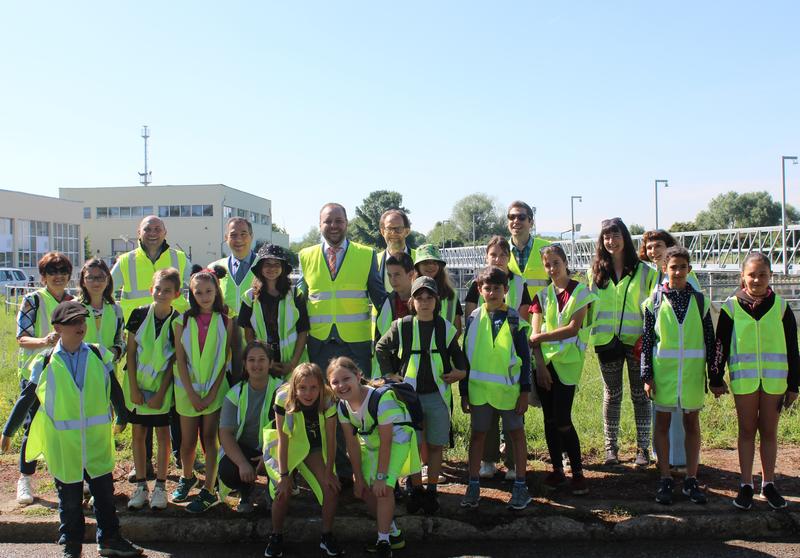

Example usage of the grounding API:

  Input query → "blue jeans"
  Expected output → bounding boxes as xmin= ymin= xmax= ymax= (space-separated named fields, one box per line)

xmin=55 ymin=472 xmax=119 ymax=545
xmin=18 ymin=378 xmax=39 ymax=476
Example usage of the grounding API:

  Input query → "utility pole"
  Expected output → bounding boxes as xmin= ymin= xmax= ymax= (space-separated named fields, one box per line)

xmin=138 ymin=125 xmax=152 ymax=186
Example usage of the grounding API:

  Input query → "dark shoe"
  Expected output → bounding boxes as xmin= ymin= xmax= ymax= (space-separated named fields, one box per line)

xmin=655 ymin=478 xmax=674 ymax=505
xmin=366 ymin=531 xmax=405 ymax=552
xmin=422 ymin=489 xmax=439 ymax=515
xmin=97 ymin=535 xmax=143 ymax=557
xmin=761 ymin=483 xmax=788 ymax=510
xmin=634 ymin=448 xmax=650 ymax=468
xmin=320 ymin=533 xmax=345 ymax=557
xmin=603 ymin=449 xmax=619 ymax=466
xmin=186 ymin=488 xmax=219 ymax=514
xmin=63 ymin=542 xmax=82 ymax=558
xmin=543 ymin=470 xmax=568 ymax=490
xmin=570 ymin=473 xmax=589 ymax=496
xmin=733 ymin=484 xmax=754 ymax=510
xmin=372 ymin=540 xmax=391 ymax=558
xmin=170 ymin=475 xmax=198 ymax=503
xmin=682 ymin=477 xmax=707 ymax=505
xmin=264 ymin=533 xmax=284 ymax=557
xmin=406 ymin=486 xmax=425 ymax=514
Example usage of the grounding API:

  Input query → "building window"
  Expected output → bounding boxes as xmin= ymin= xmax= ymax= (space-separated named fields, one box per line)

xmin=0 ymin=217 xmax=13 ymax=266
xmin=204 ymin=205 xmax=213 ymax=217
xmin=109 ymin=207 xmax=120 ymax=218
xmin=237 ymin=208 xmax=247 ymax=218
xmin=97 ymin=207 xmax=108 ymax=219
xmin=53 ymin=222 xmax=80 ymax=264
xmin=260 ymin=214 xmax=268 ymax=225
xmin=180 ymin=205 xmax=190 ymax=217
xmin=142 ymin=206 xmax=153 ymax=216
xmin=158 ymin=206 xmax=169 ymax=218
xmin=120 ymin=206 xmax=131 ymax=218
xmin=191 ymin=205 xmax=203 ymax=217
xmin=131 ymin=206 xmax=142 ymax=218
xmin=17 ymin=219 xmax=50 ymax=269
xmin=168 ymin=205 xmax=179 ymax=217
xmin=111 ymin=238 xmax=136 ymax=256
xmin=83 ymin=207 xmax=91 ymax=219
xmin=223 ymin=206 xmax=233 ymax=219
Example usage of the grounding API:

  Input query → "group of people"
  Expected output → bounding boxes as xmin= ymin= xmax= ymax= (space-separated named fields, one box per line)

xmin=1 ymin=201 xmax=798 ymax=558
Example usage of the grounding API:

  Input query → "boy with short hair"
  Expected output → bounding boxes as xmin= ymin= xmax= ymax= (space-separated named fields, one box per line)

xmin=1 ymin=301 xmax=141 ymax=558
xmin=371 ymin=252 xmax=416 ymax=376
xmin=460 ymin=266 xmax=533 ymax=510
xmin=641 ymin=246 xmax=715 ymax=505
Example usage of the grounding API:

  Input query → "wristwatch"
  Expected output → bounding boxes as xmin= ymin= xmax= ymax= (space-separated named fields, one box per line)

xmin=375 ymin=472 xmax=388 ymax=481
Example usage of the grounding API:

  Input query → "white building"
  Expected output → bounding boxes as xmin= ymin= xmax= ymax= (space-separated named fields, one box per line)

xmin=0 ymin=189 xmax=83 ymax=276
xmin=60 ymin=184 xmax=289 ymax=267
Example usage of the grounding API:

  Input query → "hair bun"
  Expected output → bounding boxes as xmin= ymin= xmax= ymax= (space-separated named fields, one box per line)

xmin=211 ymin=264 xmax=227 ymax=280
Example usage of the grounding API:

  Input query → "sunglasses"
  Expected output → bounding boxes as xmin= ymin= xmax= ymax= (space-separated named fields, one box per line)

xmin=507 ymin=214 xmax=529 ymax=221
xmin=45 ymin=266 xmax=71 ymax=275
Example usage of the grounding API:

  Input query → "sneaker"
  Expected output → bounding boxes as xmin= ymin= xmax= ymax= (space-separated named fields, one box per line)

xmin=733 ymin=484 xmax=754 ymax=510
xmin=422 ymin=489 xmax=439 ymax=515
xmin=193 ymin=458 xmax=206 ymax=475
xmin=372 ymin=540 xmax=391 ymax=558
xmin=460 ymin=482 xmax=481 ymax=508
xmin=236 ymin=491 xmax=255 ymax=514
xmin=62 ymin=542 xmax=82 ymax=558
xmin=504 ymin=468 xmax=517 ymax=481
xmin=543 ymin=470 xmax=568 ymax=490
xmin=682 ymin=477 xmax=707 ymax=505
xmin=320 ymin=533 xmax=344 ymax=557
xmin=761 ymin=483 xmax=788 ymax=510
xmin=97 ymin=534 xmax=143 ymax=557
xmin=186 ymin=488 xmax=220 ymax=514
xmin=366 ymin=531 xmax=405 ymax=553
xmin=570 ymin=473 xmax=589 ymax=496
xmin=479 ymin=461 xmax=497 ymax=479
xmin=264 ymin=533 xmax=283 ymax=557
xmin=603 ymin=449 xmax=619 ymax=466
xmin=406 ymin=486 xmax=424 ymax=514
xmin=16 ymin=475 xmax=34 ymax=505
xmin=655 ymin=478 xmax=674 ymax=505
xmin=420 ymin=465 xmax=445 ymax=484
xmin=127 ymin=463 xmax=156 ymax=483
xmin=634 ymin=448 xmax=650 ymax=468
xmin=149 ymin=486 xmax=168 ymax=510
xmin=127 ymin=484 xmax=149 ymax=510
xmin=507 ymin=482 xmax=533 ymax=510
xmin=171 ymin=475 xmax=198 ymax=503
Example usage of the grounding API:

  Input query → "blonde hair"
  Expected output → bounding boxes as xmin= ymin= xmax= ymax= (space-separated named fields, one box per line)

xmin=284 ymin=362 xmax=334 ymax=414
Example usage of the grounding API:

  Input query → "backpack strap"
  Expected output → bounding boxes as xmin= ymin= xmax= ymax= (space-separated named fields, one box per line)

xmin=40 ymin=347 xmax=55 ymax=369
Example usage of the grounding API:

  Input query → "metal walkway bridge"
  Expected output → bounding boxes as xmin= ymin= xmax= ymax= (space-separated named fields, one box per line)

xmin=441 ymin=225 xmax=800 ymax=274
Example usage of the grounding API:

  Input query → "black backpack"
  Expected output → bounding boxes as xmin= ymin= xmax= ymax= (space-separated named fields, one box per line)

xmin=397 ymin=315 xmax=452 ymax=376
xmin=41 ymin=343 xmax=103 ymax=368
xmin=338 ymin=379 xmax=424 ymax=436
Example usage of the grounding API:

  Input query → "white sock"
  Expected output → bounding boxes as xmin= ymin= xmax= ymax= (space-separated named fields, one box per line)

xmin=389 ymin=521 xmax=400 ymax=536
xmin=377 ymin=532 xmax=390 ymax=543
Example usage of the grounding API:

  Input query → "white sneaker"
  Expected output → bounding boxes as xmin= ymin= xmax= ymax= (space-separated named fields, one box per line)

xmin=479 ymin=461 xmax=497 ymax=479
xmin=505 ymin=468 xmax=517 ymax=481
xmin=127 ymin=484 xmax=149 ymax=510
xmin=149 ymin=486 xmax=168 ymax=510
xmin=16 ymin=476 xmax=34 ymax=505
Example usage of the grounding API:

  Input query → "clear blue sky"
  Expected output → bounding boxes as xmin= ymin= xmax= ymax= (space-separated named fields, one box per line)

xmin=2 ymin=1 xmax=799 ymax=239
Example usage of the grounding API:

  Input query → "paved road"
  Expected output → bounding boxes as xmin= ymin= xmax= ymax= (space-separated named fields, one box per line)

xmin=3 ymin=539 xmax=800 ymax=557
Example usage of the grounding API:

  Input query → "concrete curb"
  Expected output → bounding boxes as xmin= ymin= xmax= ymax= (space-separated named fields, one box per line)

xmin=1 ymin=511 xmax=798 ymax=544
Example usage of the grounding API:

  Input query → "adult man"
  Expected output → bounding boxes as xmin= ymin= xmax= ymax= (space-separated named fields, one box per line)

xmin=297 ymin=203 xmax=387 ymax=375
xmin=505 ymin=201 xmax=550 ymax=299
xmin=111 ymin=216 xmax=191 ymax=321
xmin=376 ymin=209 xmax=417 ymax=293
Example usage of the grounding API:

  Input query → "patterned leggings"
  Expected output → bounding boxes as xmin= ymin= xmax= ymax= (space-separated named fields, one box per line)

xmin=599 ymin=346 xmax=651 ymax=452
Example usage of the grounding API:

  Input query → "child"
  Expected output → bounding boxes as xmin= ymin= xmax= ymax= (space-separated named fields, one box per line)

xmin=263 ymin=362 xmax=342 ymax=558
xmin=464 ymin=235 xmax=532 ymax=480
xmin=414 ymin=244 xmax=463 ymax=338
xmin=14 ymin=252 xmax=74 ymax=505
xmin=124 ymin=268 xmax=181 ymax=510
xmin=589 ymin=217 xmax=657 ymax=466
xmin=641 ymin=247 xmax=715 ymax=505
xmin=79 ymin=258 xmax=126 ymax=362
xmin=529 ymin=244 xmax=597 ymax=495
xmin=712 ymin=252 xmax=799 ymax=510
xmin=371 ymin=252 xmax=416 ymax=378
xmin=330 ymin=357 xmax=420 ymax=558
xmin=172 ymin=268 xmax=233 ymax=513
xmin=239 ymin=243 xmax=309 ymax=377
xmin=640 ymin=229 xmax=702 ymax=291
xmin=460 ymin=266 xmax=533 ymax=510
xmin=2 ymin=301 xmax=141 ymax=558
xmin=375 ymin=276 xmax=468 ymax=514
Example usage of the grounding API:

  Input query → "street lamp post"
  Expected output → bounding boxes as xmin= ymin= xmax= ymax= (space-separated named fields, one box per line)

xmin=441 ymin=220 xmax=450 ymax=250
xmin=654 ymin=179 xmax=668 ymax=229
xmin=570 ymin=196 xmax=582 ymax=269
xmin=782 ymin=156 xmax=798 ymax=275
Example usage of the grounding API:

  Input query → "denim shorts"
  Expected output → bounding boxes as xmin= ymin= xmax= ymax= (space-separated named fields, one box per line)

xmin=417 ymin=391 xmax=451 ymax=446
xmin=470 ymin=403 xmax=524 ymax=433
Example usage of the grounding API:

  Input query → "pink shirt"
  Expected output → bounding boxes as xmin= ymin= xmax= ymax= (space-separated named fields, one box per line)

xmin=196 ymin=312 xmax=212 ymax=352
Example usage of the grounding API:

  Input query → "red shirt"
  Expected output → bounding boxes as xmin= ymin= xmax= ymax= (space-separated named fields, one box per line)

xmin=393 ymin=294 xmax=411 ymax=319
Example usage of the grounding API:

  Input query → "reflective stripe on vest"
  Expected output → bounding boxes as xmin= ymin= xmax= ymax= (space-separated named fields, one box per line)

xmin=134 ymin=304 xmax=176 ymax=388
xmin=175 ymin=313 xmax=227 ymax=394
xmin=506 ymin=237 xmax=551 ymax=297
xmin=589 ymin=263 xmax=653 ymax=346
xmin=538 ymin=282 xmax=595 ymax=385
xmin=464 ymin=306 xmax=522 ymax=410
xmin=18 ymin=289 xmax=61 ymax=380
xmin=397 ymin=317 xmax=456 ymax=410
xmin=722 ymin=295 xmax=788 ymax=395
xmin=440 ymin=295 xmax=457 ymax=324
xmin=243 ymin=288 xmax=302 ymax=362
xmin=299 ymin=243 xmax=374 ymax=342
xmin=119 ymin=247 xmax=188 ymax=319
xmin=83 ymin=302 xmax=121 ymax=350
xmin=477 ymin=272 xmax=527 ymax=311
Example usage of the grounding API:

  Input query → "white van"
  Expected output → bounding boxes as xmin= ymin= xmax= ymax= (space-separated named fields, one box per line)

xmin=0 ymin=267 xmax=29 ymax=295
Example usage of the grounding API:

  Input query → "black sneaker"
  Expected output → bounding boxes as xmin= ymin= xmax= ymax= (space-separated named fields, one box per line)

xmin=97 ymin=535 xmax=143 ymax=557
xmin=406 ymin=486 xmax=424 ymax=514
xmin=682 ymin=477 xmax=707 ymax=505
xmin=320 ymin=533 xmax=345 ymax=557
xmin=655 ymin=477 xmax=673 ymax=505
xmin=733 ymin=484 xmax=754 ymax=510
xmin=761 ymin=483 xmax=788 ymax=510
xmin=373 ymin=540 xmax=391 ymax=558
xmin=366 ymin=531 xmax=405 ymax=552
xmin=265 ymin=533 xmax=284 ymax=557
xmin=63 ymin=542 xmax=82 ymax=558
xmin=422 ymin=489 xmax=440 ymax=515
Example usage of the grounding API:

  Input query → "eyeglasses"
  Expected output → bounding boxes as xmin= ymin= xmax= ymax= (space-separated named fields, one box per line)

xmin=507 ymin=214 xmax=529 ymax=222
xmin=383 ymin=226 xmax=408 ymax=234
xmin=45 ymin=266 xmax=70 ymax=275
xmin=84 ymin=274 xmax=107 ymax=283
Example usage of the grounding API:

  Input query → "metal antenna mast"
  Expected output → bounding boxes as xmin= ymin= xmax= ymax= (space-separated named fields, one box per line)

xmin=138 ymin=125 xmax=152 ymax=186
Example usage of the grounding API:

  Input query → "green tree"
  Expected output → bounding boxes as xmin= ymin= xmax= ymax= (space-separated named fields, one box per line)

xmin=669 ymin=221 xmax=697 ymax=232
xmin=451 ymin=193 xmax=505 ymax=244
xmin=427 ymin=221 xmax=465 ymax=248
xmin=349 ymin=190 xmax=410 ymax=248
xmin=271 ymin=223 xmax=288 ymax=235
xmin=289 ymin=227 xmax=321 ymax=253
xmin=83 ymin=236 xmax=92 ymax=260
xmin=628 ymin=223 xmax=645 ymax=235
xmin=407 ymin=230 xmax=427 ymax=249
xmin=694 ymin=191 xmax=800 ymax=230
